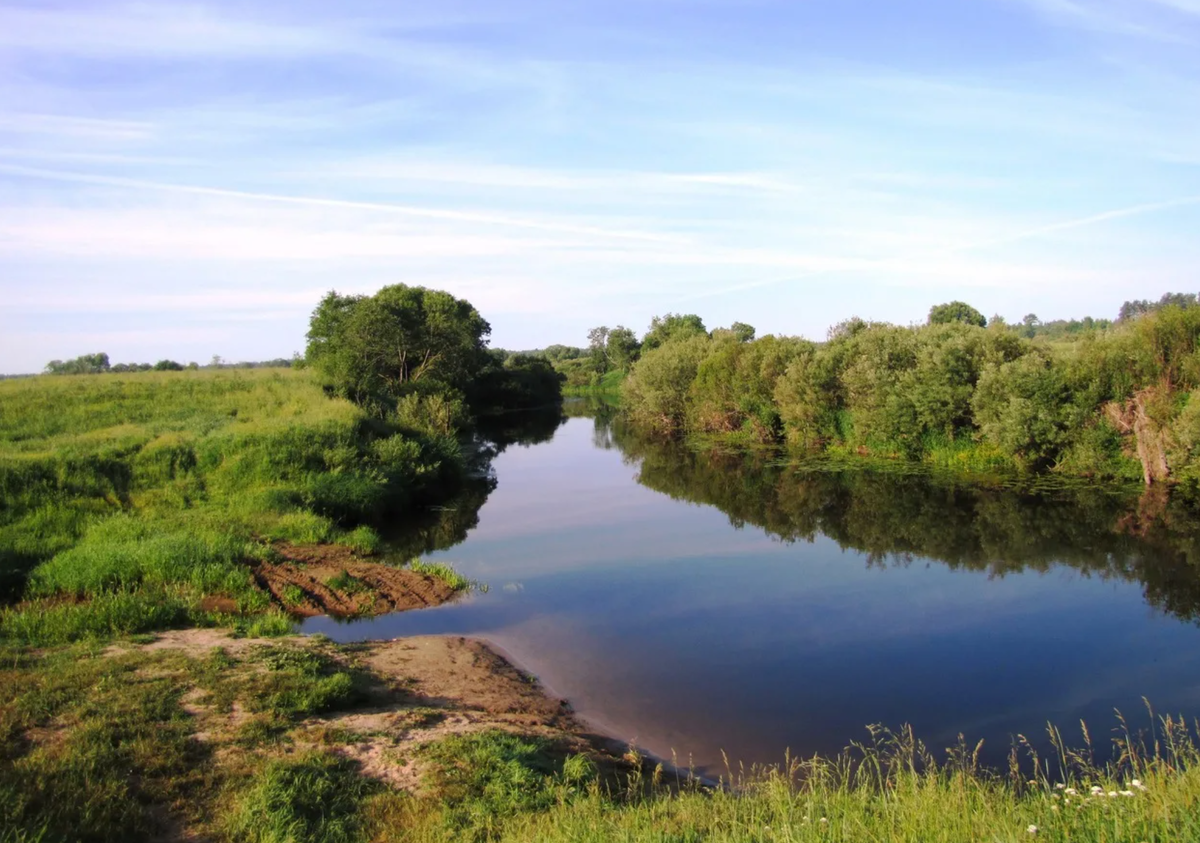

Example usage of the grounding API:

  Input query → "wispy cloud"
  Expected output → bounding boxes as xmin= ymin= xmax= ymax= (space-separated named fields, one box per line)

xmin=1 ymin=0 xmax=1198 ymax=370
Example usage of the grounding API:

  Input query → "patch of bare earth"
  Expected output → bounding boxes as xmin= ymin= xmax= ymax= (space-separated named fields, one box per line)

xmin=327 ymin=636 xmax=604 ymax=791
xmin=132 ymin=629 xmax=622 ymax=794
xmin=252 ymin=542 xmax=459 ymax=617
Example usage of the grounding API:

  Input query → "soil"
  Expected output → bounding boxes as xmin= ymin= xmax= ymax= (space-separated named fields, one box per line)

xmin=127 ymin=630 xmax=629 ymax=794
xmin=251 ymin=542 xmax=460 ymax=617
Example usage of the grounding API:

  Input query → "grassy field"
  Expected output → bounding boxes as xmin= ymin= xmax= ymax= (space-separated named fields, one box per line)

xmin=0 ymin=368 xmax=467 ymax=644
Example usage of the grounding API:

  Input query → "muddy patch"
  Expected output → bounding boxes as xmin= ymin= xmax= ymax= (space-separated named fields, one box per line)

xmin=252 ymin=543 xmax=460 ymax=618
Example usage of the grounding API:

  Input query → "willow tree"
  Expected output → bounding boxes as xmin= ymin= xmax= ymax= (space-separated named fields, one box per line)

xmin=305 ymin=285 xmax=491 ymax=404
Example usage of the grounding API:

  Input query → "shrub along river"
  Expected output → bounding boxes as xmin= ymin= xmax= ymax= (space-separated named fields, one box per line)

xmin=303 ymin=400 xmax=1200 ymax=775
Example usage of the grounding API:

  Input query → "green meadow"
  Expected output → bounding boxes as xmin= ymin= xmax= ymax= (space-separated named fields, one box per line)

xmin=0 ymin=367 xmax=465 ymax=644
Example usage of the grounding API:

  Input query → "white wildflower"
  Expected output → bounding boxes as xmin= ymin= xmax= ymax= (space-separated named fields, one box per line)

xmin=1054 ymin=782 xmax=1066 ymax=789
xmin=1065 ymin=788 xmax=1078 ymax=795
xmin=1108 ymin=791 xmax=1118 ymax=798
xmin=1120 ymin=790 xmax=1134 ymax=797
xmin=1028 ymin=825 xmax=1038 ymax=834
xmin=1131 ymin=779 xmax=1147 ymax=791
xmin=819 ymin=817 xmax=828 ymax=824
xmin=1090 ymin=785 xmax=1103 ymax=794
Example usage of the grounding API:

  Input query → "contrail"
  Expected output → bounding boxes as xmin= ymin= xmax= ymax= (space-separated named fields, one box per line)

xmin=0 ymin=162 xmax=680 ymax=244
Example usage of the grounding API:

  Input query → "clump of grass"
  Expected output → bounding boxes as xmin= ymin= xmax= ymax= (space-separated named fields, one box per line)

xmin=0 ymin=588 xmax=191 ymax=646
xmin=245 ymin=645 xmax=367 ymax=720
xmin=340 ymin=525 xmax=381 ymax=555
xmin=230 ymin=610 xmax=295 ymax=639
xmin=223 ymin=752 xmax=377 ymax=843
xmin=279 ymin=584 xmax=306 ymax=609
xmin=408 ymin=559 xmax=470 ymax=591
xmin=421 ymin=730 xmax=597 ymax=839
xmin=325 ymin=569 xmax=372 ymax=596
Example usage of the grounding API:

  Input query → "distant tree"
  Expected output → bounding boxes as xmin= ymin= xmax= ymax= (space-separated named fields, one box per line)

xmin=730 ymin=322 xmax=756 ymax=343
xmin=153 ymin=359 xmax=184 ymax=371
xmin=44 ymin=352 xmax=111 ymax=375
xmin=928 ymin=301 xmax=987 ymax=328
xmin=305 ymin=285 xmax=491 ymax=405
xmin=186 ymin=361 xmax=200 ymax=370
xmin=642 ymin=313 xmax=707 ymax=352
xmin=1119 ymin=292 xmax=1199 ymax=322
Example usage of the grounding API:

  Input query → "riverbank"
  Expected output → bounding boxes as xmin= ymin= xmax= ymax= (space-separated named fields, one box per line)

xmin=4 ymin=625 xmax=1200 ymax=842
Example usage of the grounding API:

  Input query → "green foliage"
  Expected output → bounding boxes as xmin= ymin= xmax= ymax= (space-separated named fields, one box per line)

xmin=928 ymin=300 xmax=987 ymax=327
xmin=225 ymin=753 xmax=376 ymax=843
xmin=422 ymin=731 xmax=593 ymax=838
xmin=44 ymin=352 xmax=111 ymax=375
xmin=972 ymin=351 xmax=1076 ymax=466
xmin=688 ymin=335 xmax=805 ymax=442
xmin=621 ymin=335 xmax=714 ymax=435
xmin=409 ymin=559 xmax=470 ymax=591
xmin=305 ymin=285 xmax=492 ymax=406
xmin=471 ymin=354 xmax=565 ymax=412
xmin=1119 ymin=291 xmax=1200 ymax=322
xmin=620 ymin=303 xmax=1200 ymax=485
xmin=0 ymin=589 xmax=191 ymax=646
xmin=0 ymin=368 xmax=471 ymax=639
xmin=641 ymin=313 xmax=707 ymax=352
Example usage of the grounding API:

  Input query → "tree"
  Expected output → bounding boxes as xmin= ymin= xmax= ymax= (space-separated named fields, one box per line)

xmin=607 ymin=326 xmax=641 ymax=371
xmin=642 ymin=313 xmax=707 ymax=352
xmin=44 ymin=352 xmax=110 ymax=375
xmin=587 ymin=326 xmax=611 ymax=373
xmin=305 ymin=285 xmax=492 ymax=404
xmin=928 ymin=301 xmax=986 ymax=328
xmin=730 ymin=322 xmax=756 ymax=343
xmin=153 ymin=359 xmax=184 ymax=371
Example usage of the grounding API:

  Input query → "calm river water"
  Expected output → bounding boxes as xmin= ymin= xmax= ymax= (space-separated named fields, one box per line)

xmin=303 ymin=404 xmax=1200 ymax=774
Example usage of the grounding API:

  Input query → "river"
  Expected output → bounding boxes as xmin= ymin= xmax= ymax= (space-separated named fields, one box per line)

xmin=302 ymin=402 xmax=1200 ymax=775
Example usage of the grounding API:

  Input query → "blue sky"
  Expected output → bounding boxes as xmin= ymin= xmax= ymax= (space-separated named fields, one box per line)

xmin=1 ymin=0 xmax=1198 ymax=372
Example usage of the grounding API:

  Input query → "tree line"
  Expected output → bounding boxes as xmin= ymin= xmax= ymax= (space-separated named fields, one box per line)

xmin=609 ymin=293 xmax=1200 ymax=488
xmin=43 ymin=352 xmax=303 ymax=375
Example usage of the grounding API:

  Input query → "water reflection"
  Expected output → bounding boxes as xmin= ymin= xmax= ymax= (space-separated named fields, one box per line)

xmin=308 ymin=401 xmax=1200 ymax=772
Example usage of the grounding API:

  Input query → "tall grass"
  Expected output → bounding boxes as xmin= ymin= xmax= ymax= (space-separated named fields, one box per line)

xmin=0 ymin=369 xmax=467 ymax=643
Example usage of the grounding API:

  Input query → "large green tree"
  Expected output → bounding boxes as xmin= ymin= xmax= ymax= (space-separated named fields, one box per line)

xmin=305 ymin=285 xmax=491 ymax=403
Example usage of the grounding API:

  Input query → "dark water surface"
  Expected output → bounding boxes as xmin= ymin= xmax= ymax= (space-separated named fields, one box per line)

xmin=303 ymin=406 xmax=1200 ymax=774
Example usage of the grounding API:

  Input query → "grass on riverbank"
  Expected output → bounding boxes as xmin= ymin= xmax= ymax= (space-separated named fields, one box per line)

xmin=4 ymin=633 xmax=1199 ymax=842
xmin=0 ymin=369 xmax=470 ymax=645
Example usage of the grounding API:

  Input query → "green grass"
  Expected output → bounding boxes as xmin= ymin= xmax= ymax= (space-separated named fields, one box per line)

xmin=0 ymin=369 xmax=466 ymax=644
xmin=409 ymin=559 xmax=471 ymax=591
xmin=224 ymin=752 xmax=378 ymax=843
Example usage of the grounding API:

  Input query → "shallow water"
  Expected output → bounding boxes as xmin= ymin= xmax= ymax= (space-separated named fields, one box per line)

xmin=303 ymin=408 xmax=1200 ymax=774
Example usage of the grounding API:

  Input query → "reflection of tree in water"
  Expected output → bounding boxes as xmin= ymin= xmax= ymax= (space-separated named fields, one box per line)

xmin=382 ymin=406 xmax=568 ymax=559
xmin=602 ymin=416 xmax=1200 ymax=626
xmin=563 ymin=396 xmax=620 ymax=451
